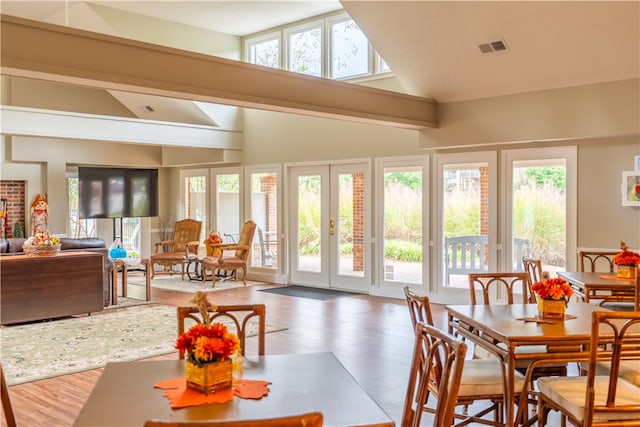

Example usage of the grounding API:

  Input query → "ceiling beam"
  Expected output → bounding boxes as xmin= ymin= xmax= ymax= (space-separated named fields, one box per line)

xmin=1 ymin=14 xmax=437 ymax=130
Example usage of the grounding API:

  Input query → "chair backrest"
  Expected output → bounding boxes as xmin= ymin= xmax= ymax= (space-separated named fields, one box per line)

xmin=234 ymin=220 xmax=257 ymax=260
xmin=1 ymin=364 xmax=17 ymax=427
xmin=177 ymin=304 xmax=266 ymax=357
xmin=404 ymin=286 xmax=434 ymax=328
xmin=172 ymin=219 xmax=203 ymax=253
xmin=402 ymin=322 xmax=467 ymax=427
xmin=578 ymin=250 xmax=618 ymax=273
xmin=635 ymin=265 xmax=640 ymax=312
xmin=522 ymin=257 xmax=542 ymax=297
xmin=143 ymin=412 xmax=323 ymax=427
xmin=583 ymin=311 xmax=640 ymax=426
xmin=468 ymin=272 xmax=533 ymax=304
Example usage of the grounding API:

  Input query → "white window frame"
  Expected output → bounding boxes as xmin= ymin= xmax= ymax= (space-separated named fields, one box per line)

xmin=283 ymin=19 xmax=324 ymax=77
xmin=326 ymin=13 xmax=372 ymax=80
xmin=244 ymin=164 xmax=284 ymax=283
xmin=244 ymin=30 xmax=282 ymax=69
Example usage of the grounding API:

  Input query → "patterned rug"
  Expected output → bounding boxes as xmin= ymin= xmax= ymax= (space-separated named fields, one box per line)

xmin=127 ymin=273 xmax=259 ymax=293
xmin=1 ymin=305 xmax=285 ymax=386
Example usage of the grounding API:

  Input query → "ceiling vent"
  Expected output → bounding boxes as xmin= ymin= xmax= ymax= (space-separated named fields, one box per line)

xmin=478 ymin=39 xmax=508 ymax=54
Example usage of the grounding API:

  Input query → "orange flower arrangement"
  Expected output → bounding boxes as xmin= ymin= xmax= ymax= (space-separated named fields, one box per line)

xmin=531 ymin=276 xmax=573 ymax=302
xmin=175 ymin=323 xmax=239 ymax=367
xmin=613 ymin=241 xmax=640 ymax=266
xmin=175 ymin=292 xmax=240 ymax=367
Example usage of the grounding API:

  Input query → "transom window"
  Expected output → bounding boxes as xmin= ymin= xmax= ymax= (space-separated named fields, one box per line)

xmin=244 ymin=11 xmax=390 ymax=81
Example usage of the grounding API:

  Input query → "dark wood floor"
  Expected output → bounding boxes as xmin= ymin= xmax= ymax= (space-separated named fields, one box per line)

xmin=2 ymin=281 xmax=548 ymax=427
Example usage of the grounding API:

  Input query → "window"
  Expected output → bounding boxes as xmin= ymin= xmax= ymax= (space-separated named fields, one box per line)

xmin=286 ymin=23 xmax=322 ymax=77
xmin=244 ymin=11 xmax=391 ymax=80
xmin=67 ymin=175 xmax=96 ymax=238
xmin=247 ymin=169 xmax=279 ymax=270
xmin=330 ymin=17 xmax=369 ymax=79
xmin=247 ymin=32 xmax=280 ymax=69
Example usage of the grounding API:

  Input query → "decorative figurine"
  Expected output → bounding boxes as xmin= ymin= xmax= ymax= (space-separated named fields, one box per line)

xmin=30 ymin=193 xmax=49 ymax=232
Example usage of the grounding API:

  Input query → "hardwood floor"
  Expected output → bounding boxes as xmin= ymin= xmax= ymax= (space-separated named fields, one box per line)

xmin=1 ymin=282 xmax=545 ymax=427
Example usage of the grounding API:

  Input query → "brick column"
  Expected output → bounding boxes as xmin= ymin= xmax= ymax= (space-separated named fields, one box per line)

xmin=0 ymin=180 xmax=26 ymax=238
xmin=352 ymin=173 xmax=364 ymax=272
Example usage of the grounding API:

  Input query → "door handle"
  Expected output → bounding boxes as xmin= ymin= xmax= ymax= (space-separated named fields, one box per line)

xmin=329 ymin=219 xmax=335 ymax=236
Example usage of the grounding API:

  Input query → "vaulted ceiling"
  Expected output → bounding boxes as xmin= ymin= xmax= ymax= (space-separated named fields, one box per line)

xmin=2 ymin=1 xmax=638 ymax=127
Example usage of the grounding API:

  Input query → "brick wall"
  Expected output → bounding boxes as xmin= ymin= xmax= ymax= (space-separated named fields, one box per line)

xmin=0 ymin=180 xmax=26 ymax=238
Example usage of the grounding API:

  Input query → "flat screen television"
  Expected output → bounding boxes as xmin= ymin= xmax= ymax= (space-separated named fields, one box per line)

xmin=78 ymin=167 xmax=158 ymax=218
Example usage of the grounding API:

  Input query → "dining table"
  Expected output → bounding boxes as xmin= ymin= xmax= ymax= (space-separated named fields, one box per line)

xmin=557 ymin=271 xmax=638 ymax=307
xmin=446 ymin=301 xmax=610 ymax=427
xmin=72 ymin=352 xmax=395 ymax=427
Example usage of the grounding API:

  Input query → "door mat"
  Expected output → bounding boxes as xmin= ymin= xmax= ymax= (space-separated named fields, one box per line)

xmin=258 ymin=285 xmax=355 ymax=300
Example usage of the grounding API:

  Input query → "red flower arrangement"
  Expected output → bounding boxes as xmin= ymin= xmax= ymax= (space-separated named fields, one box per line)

xmin=175 ymin=322 xmax=240 ymax=367
xmin=531 ymin=276 xmax=573 ymax=302
xmin=613 ymin=241 xmax=640 ymax=266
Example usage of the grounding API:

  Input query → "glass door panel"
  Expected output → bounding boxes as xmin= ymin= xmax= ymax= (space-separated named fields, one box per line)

xmin=249 ymin=171 xmax=279 ymax=270
xmin=382 ymin=166 xmax=423 ymax=286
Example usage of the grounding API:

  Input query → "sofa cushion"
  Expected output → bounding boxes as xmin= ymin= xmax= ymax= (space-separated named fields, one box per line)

xmin=60 ymin=238 xmax=106 ymax=250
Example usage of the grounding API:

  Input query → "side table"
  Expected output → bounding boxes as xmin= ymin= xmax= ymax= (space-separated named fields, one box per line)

xmin=112 ymin=258 xmax=151 ymax=305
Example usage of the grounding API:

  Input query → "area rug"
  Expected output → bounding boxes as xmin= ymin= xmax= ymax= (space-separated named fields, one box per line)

xmin=127 ymin=274 xmax=259 ymax=293
xmin=258 ymin=285 xmax=355 ymax=300
xmin=1 ymin=305 xmax=285 ymax=386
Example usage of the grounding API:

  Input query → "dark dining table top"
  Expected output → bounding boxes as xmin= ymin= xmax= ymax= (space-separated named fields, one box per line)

xmin=73 ymin=352 xmax=395 ymax=427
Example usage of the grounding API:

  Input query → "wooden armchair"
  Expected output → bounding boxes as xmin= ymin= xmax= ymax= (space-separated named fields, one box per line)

xmin=522 ymin=257 xmax=543 ymax=292
xmin=202 ymin=220 xmax=257 ymax=287
xmin=150 ymin=219 xmax=202 ymax=279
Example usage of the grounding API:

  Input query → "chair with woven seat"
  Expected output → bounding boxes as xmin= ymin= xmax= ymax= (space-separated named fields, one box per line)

xmin=202 ymin=220 xmax=257 ymax=287
xmin=404 ymin=286 xmax=525 ymax=426
xmin=143 ymin=412 xmax=323 ymax=427
xmin=402 ymin=321 xmax=467 ymax=427
xmin=177 ymin=302 xmax=266 ymax=357
xmin=150 ymin=218 xmax=202 ymax=280
xmin=468 ymin=273 xmax=567 ymax=369
xmin=537 ymin=311 xmax=640 ymax=427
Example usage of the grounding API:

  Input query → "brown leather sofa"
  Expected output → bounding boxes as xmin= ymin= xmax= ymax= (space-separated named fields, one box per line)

xmin=0 ymin=237 xmax=114 ymax=306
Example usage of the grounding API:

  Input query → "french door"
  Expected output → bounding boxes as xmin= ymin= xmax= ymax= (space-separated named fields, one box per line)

xmin=288 ymin=163 xmax=370 ymax=292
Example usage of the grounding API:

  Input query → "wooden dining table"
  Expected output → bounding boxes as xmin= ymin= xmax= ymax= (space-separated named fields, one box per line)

xmin=557 ymin=271 xmax=638 ymax=307
xmin=446 ymin=302 xmax=610 ymax=427
xmin=72 ymin=352 xmax=395 ymax=427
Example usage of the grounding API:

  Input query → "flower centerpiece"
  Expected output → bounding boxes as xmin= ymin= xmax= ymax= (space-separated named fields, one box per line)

xmin=175 ymin=292 xmax=240 ymax=394
xmin=204 ymin=231 xmax=223 ymax=257
xmin=22 ymin=224 xmax=61 ymax=256
xmin=613 ymin=241 xmax=640 ymax=279
xmin=531 ymin=272 xmax=574 ymax=319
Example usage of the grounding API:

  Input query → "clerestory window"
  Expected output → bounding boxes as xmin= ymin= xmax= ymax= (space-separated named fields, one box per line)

xmin=244 ymin=11 xmax=391 ymax=81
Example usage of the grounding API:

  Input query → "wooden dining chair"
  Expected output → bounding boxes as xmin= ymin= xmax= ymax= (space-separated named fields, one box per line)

xmin=1 ymin=364 xmax=17 ymax=427
xmin=468 ymin=271 xmax=567 ymax=418
xmin=403 ymin=286 xmax=524 ymax=426
xmin=522 ymin=257 xmax=543 ymax=292
xmin=537 ymin=311 xmax=640 ymax=427
xmin=404 ymin=286 xmax=434 ymax=328
xmin=402 ymin=321 xmax=467 ymax=427
xmin=468 ymin=272 xmax=535 ymax=305
xmin=177 ymin=303 xmax=266 ymax=357
xmin=578 ymin=250 xmax=618 ymax=273
xmin=143 ymin=412 xmax=324 ymax=426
